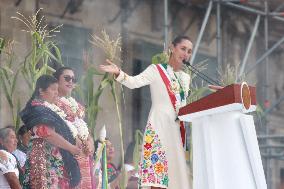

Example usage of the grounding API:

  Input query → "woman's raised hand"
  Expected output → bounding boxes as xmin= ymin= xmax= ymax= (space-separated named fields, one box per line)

xmin=99 ymin=59 xmax=120 ymax=76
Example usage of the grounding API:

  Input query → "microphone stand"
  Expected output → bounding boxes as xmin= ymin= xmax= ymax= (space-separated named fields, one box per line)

xmin=183 ymin=60 xmax=221 ymax=86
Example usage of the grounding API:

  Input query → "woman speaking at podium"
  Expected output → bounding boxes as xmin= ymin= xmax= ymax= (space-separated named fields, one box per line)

xmin=100 ymin=36 xmax=192 ymax=189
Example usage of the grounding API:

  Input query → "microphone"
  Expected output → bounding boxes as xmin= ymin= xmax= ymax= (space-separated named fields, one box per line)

xmin=182 ymin=60 xmax=191 ymax=67
xmin=182 ymin=60 xmax=221 ymax=86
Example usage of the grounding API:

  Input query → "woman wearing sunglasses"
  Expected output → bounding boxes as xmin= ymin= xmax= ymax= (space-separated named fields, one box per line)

xmin=54 ymin=67 xmax=95 ymax=189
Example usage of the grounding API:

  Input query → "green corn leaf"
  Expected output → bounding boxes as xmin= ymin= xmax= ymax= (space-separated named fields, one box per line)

xmin=32 ymin=32 xmax=44 ymax=46
xmin=100 ymin=77 xmax=111 ymax=90
xmin=1 ymin=66 xmax=12 ymax=87
xmin=0 ymin=75 xmax=13 ymax=108
xmin=0 ymin=37 xmax=5 ymax=52
xmin=134 ymin=130 xmax=143 ymax=170
xmin=15 ymin=99 xmax=22 ymax=130
xmin=87 ymin=66 xmax=104 ymax=76
xmin=21 ymin=69 xmax=32 ymax=90
xmin=11 ymin=69 xmax=20 ymax=96
xmin=51 ymin=44 xmax=63 ymax=65
xmin=44 ymin=49 xmax=60 ymax=63
xmin=46 ymin=65 xmax=56 ymax=73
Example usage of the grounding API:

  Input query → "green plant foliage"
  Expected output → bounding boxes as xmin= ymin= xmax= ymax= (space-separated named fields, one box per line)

xmin=21 ymin=32 xmax=62 ymax=92
xmin=217 ymin=62 xmax=262 ymax=121
xmin=74 ymin=67 xmax=108 ymax=136
xmin=0 ymin=10 xmax=63 ymax=130
xmin=12 ymin=9 xmax=62 ymax=92
xmin=0 ymin=39 xmax=22 ymax=129
xmin=187 ymin=85 xmax=209 ymax=104
xmin=218 ymin=63 xmax=246 ymax=86
xmin=0 ymin=37 xmax=5 ymax=52
xmin=151 ymin=52 xmax=169 ymax=65
xmin=76 ymin=30 xmax=127 ymax=187
xmin=133 ymin=130 xmax=143 ymax=170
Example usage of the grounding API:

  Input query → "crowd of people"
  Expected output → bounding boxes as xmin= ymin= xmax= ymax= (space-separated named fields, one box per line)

xmin=0 ymin=35 xmax=194 ymax=189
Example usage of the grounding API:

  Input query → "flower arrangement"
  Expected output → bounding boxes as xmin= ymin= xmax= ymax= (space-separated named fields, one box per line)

xmin=60 ymin=97 xmax=85 ymax=118
xmin=42 ymin=101 xmax=78 ymax=138
xmin=73 ymin=117 xmax=89 ymax=141
xmin=57 ymin=96 xmax=89 ymax=141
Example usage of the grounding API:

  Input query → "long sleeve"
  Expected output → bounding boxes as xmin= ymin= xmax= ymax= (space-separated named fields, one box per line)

xmin=116 ymin=64 xmax=157 ymax=89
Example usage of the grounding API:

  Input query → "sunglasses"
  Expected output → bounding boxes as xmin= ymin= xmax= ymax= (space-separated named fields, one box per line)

xmin=63 ymin=75 xmax=77 ymax=83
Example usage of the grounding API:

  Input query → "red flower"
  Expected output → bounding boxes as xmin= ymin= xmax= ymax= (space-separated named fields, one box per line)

xmin=51 ymin=148 xmax=59 ymax=156
xmin=35 ymin=125 xmax=50 ymax=138
xmin=144 ymin=143 xmax=152 ymax=150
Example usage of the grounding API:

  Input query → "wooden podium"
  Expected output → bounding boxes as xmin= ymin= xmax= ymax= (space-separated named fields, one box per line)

xmin=178 ymin=83 xmax=267 ymax=189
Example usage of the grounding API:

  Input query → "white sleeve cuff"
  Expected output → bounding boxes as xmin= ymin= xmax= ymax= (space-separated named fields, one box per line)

xmin=115 ymin=70 xmax=127 ymax=83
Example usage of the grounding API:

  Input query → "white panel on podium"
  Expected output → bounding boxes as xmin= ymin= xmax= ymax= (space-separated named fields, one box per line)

xmin=178 ymin=84 xmax=267 ymax=189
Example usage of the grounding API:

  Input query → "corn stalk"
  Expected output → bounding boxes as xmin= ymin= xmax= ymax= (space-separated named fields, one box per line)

xmin=76 ymin=30 xmax=127 ymax=188
xmin=12 ymin=9 xmax=62 ymax=92
xmin=74 ymin=64 xmax=108 ymax=137
xmin=0 ymin=39 xmax=22 ymax=129
xmin=0 ymin=10 xmax=63 ymax=129
xmin=21 ymin=32 xmax=62 ymax=91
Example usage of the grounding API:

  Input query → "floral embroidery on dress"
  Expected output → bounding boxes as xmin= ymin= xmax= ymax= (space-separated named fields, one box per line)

xmin=107 ymin=163 xmax=119 ymax=183
xmin=22 ymin=139 xmax=70 ymax=189
xmin=0 ymin=150 xmax=17 ymax=172
xmin=138 ymin=123 xmax=169 ymax=187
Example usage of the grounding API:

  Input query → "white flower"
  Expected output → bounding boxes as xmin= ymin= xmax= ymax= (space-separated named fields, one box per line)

xmin=65 ymin=120 xmax=78 ymax=138
xmin=178 ymin=73 xmax=189 ymax=96
xmin=43 ymin=101 xmax=78 ymax=139
xmin=73 ymin=118 xmax=89 ymax=140
xmin=58 ymin=97 xmax=89 ymax=141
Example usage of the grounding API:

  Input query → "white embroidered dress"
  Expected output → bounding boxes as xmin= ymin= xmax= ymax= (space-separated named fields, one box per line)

xmin=116 ymin=64 xmax=191 ymax=189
